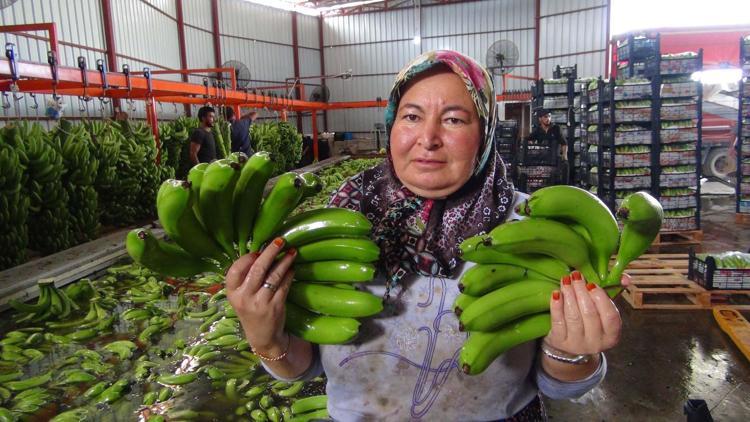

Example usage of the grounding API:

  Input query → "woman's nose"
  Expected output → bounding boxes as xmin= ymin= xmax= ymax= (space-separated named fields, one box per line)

xmin=417 ymin=119 xmax=442 ymax=150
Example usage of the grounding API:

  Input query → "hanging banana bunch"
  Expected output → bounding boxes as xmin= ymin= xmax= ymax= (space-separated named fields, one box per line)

xmin=0 ymin=124 xmax=30 ymax=269
xmin=455 ymin=186 xmax=663 ymax=375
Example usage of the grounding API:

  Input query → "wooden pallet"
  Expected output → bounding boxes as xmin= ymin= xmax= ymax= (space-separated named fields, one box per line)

xmin=736 ymin=213 xmax=750 ymax=224
xmin=621 ymin=253 xmax=750 ymax=310
xmin=648 ymin=230 xmax=703 ymax=253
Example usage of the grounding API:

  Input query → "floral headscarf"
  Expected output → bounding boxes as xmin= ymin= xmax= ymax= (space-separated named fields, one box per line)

xmin=330 ymin=50 xmax=515 ymax=300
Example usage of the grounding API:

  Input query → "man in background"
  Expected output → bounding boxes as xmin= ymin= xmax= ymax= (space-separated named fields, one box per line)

xmin=225 ymin=107 xmax=258 ymax=156
xmin=526 ymin=108 xmax=568 ymax=183
xmin=190 ymin=106 xmax=217 ymax=164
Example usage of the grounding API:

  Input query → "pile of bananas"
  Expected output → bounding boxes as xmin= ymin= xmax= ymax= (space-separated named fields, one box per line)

xmin=696 ymin=251 xmax=750 ymax=269
xmin=158 ymin=118 xmax=191 ymax=178
xmin=117 ymin=121 xmax=164 ymax=220
xmin=251 ymin=122 xmax=303 ymax=176
xmin=100 ymin=122 xmax=146 ymax=225
xmin=0 ymin=125 xmax=30 ymax=270
xmin=128 ymin=152 xmax=381 ymax=344
xmin=456 ymin=186 xmax=663 ymax=375
xmin=50 ymin=120 xmax=101 ymax=244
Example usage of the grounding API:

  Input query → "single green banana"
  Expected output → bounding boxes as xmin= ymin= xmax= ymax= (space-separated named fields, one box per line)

xmin=278 ymin=208 xmax=373 ymax=249
xmin=458 ymin=264 xmax=528 ymax=296
xmin=4 ymin=371 xmax=52 ymax=391
xmin=288 ymin=282 xmax=383 ymax=317
xmin=285 ymin=302 xmax=360 ymax=344
xmin=250 ymin=172 xmax=305 ymax=252
xmin=187 ymin=162 xmax=209 ymax=227
xmin=199 ymin=159 xmax=243 ymax=256
xmin=294 ymin=237 xmax=379 ymax=263
xmin=49 ymin=407 xmax=90 ymax=422
xmin=259 ymin=394 xmax=274 ymax=409
xmin=458 ymin=244 xmax=569 ymax=281
xmin=459 ymin=313 xmax=551 ymax=375
xmin=96 ymin=378 xmax=129 ymax=404
xmin=126 ymin=229 xmax=218 ymax=277
xmin=156 ymin=179 xmax=228 ymax=265
xmin=275 ymin=381 xmax=304 ymax=398
xmin=298 ymin=172 xmax=323 ymax=198
xmin=459 ymin=280 xmax=557 ymax=332
xmin=156 ymin=372 xmax=198 ymax=386
xmin=266 ymin=406 xmax=282 ymax=422
xmin=55 ymin=369 xmax=96 ymax=385
xmin=158 ymin=386 xmax=173 ymax=402
xmin=245 ymin=385 xmax=266 ymax=399
xmin=102 ymin=340 xmax=137 ymax=360
xmin=484 ymin=219 xmax=599 ymax=283
xmin=142 ymin=391 xmax=158 ymax=406
xmin=251 ymin=409 xmax=268 ymax=421
xmin=288 ymin=408 xmax=330 ymax=422
xmin=605 ymin=192 xmax=663 ymax=291
xmin=453 ymin=293 xmax=478 ymax=316
xmin=290 ymin=395 xmax=328 ymax=415
xmin=520 ymin=185 xmax=620 ymax=280
xmin=233 ymin=152 xmax=274 ymax=255
xmin=293 ymin=261 xmax=375 ymax=283
xmin=8 ymin=282 xmax=51 ymax=314
xmin=81 ymin=381 xmax=108 ymax=401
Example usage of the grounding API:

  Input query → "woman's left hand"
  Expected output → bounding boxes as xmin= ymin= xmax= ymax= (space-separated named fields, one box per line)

xmin=543 ymin=271 xmax=630 ymax=356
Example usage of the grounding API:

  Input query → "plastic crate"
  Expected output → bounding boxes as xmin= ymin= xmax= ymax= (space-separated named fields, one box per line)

xmin=539 ymin=82 xmax=569 ymax=95
xmin=604 ymin=106 xmax=651 ymax=122
xmin=659 ymin=194 xmax=697 ymax=209
xmin=660 ymin=151 xmax=697 ymax=166
xmin=660 ymin=127 xmax=699 ymax=143
xmin=617 ymin=37 xmax=658 ymax=61
xmin=601 ymin=173 xmax=652 ymax=189
xmin=603 ymin=152 xmax=651 ymax=168
xmin=647 ymin=56 xmax=702 ymax=75
xmin=660 ymin=172 xmax=698 ymax=187
xmin=741 ymin=184 xmax=750 ymax=195
xmin=604 ymin=129 xmax=652 ymax=145
xmin=689 ymin=251 xmax=750 ymax=290
xmin=739 ymin=200 xmax=750 ymax=213
xmin=663 ymin=215 xmax=698 ymax=231
xmin=588 ymin=88 xmax=599 ymax=104
xmin=661 ymin=103 xmax=698 ymax=121
xmin=518 ymin=165 xmax=557 ymax=178
xmin=610 ymin=83 xmax=652 ymax=100
xmin=543 ymin=97 xmax=571 ymax=109
xmin=661 ymin=82 xmax=699 ymax=98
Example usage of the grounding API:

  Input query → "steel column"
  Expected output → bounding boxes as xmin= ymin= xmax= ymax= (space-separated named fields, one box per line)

xmin=291 ymin=12 xmax=303 ymax=132
xmin=175 ymin=0 xmax=191 ymax=115
xmin=318 ymin=15 xmax=328 ymax=131
xmin=533 ymin=0 xmax=540 ymax=79
xmin=211 ymin=0 xmax=222 ymax=70
xmin=100 ymin=0 xmax=121 ymax=114
xmin=312 ymin=109 xmax=319 ymax=161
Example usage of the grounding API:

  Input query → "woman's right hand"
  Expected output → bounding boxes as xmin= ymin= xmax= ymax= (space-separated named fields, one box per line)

xmin=226 ymin=237 xmax=297 ymax=357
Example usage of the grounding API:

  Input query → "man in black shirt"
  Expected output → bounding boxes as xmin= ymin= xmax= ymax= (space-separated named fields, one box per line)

xmin=527 ymin=109 xmax=567 ymax=161
xmin=190 ymin=106 xmax=217 ymax=164
xmin=225 ymin=107 xmax=257 ymax=155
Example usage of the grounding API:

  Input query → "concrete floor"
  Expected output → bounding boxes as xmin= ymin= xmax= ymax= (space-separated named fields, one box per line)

xmin=546 ymin=194 xmax=750 ymax=421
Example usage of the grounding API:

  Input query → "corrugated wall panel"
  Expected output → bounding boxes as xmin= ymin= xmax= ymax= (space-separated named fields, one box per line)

xmin=541 ymin=0 xmax=606 ymax=16
xmin=325 ymin=8 xmax=416 ymax=45
xmin=297 ymin=14 xmax=320 ymax=49
xmin=1 ymin=0 xmax=106 ymax=118
xmin=422 ymin=0 xmax=534 ymax=37
xmin=540 ymin=8 xmax=608 ymax=58
xmin=220 ymin=0 xmax=292 ymax=45
xmin=144 ymin=0 xmax=177 ymax=18
xmin=184 ymin=27 xmax=215 ymax=84
xmin=539 ymin=51 xmax=606 ymax=80
xmin=183 ymin=0 xmax=212 ymax=30
xmin=113 ymin=0 xmax=180 ymax=70
xmin=299 ymin=49 xmax=321 ymax=79
xmin=220 ymin=37 xmax=293 ymax=85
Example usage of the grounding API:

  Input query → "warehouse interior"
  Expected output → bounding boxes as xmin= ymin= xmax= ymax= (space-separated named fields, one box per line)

xmin=1 ymin=0 xmax=750 ymax=420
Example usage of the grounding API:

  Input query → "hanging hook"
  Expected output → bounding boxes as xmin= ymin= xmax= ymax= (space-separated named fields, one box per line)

xmin=2 ymin=92 xmax=11 ymax=110
xmin=47 ymin=51 xmax=61 ymax=103
xmin=29 ymin=93 xmax=39 ymax=118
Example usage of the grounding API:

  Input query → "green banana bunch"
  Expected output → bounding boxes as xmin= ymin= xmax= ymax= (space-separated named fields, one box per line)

xmin=126 ymin=228 xmax=220 ymax=277
xmin=459 ymin=313 xmax=551 ymax=375
xmin=483 ymin=219 xmax=600 ymax=283
xmin=278 ymin=208 xmax=373 ymax=249
xmin=458 ymin=280 xmax=557 ymax=332
xmin=250 ymin=172 xmax=305 ymax=252
xmin=519 ymin=185 xmax=619 ymax=280
xmin=604 ymin=192 xmax=663 ymax=289
xmin=0 ymin=127 xmax=29 ymax=270
xmin=199 ymin=159 xmax=243 ymax=256
xmin=156 ymin=179 xmax=229 ymax=266
xmin=10 ymin=280 xmax=79 ymax=323
xmin=233 ymin=152 xmax=274 ymax=255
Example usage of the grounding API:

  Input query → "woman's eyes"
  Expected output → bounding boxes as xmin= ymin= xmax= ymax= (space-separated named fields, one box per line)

xmin=402 ymin=114 xmax=420 ymax=122
xmin=401 ymin=115 xmax=465 ymax=124
xmin=445 ymin=117 xmax=465 ymax=125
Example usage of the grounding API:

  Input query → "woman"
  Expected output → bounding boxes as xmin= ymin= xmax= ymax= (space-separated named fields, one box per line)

xmin=226 ymin=51 xmax=625 ymax=421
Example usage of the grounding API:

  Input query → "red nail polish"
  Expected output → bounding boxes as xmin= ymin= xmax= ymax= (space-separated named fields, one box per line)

xmin=288 ymin=248 xmax=297 ymax=257
xmin=571 ymin=271 xmax=582 ymax=281
xmin=249 ymin=252 xmax=260 ymax=259
xmin=273 ymin=238 xmax=285 ymax=247
xmin=586 ymin=283 xmax=597 ymax=291
xmin=552 ymin=291 xmax=560 ymax=300
xmin=562 ymin=276 xmax=571 ymax=285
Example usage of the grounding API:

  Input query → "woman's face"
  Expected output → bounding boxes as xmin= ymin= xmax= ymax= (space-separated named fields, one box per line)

xmin=390 ymin=69 xmax=482 ymax=199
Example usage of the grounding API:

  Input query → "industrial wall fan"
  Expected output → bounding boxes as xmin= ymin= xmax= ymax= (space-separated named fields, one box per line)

xmin=486 ymin=40 xmax=520 ymax=93
xmin=309 ymin=85 xmax=330 ymax=103
xmin=219 ymin=60 xmax=252 ymax=88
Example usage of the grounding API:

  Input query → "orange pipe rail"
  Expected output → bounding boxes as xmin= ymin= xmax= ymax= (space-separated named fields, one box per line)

xmin=0 ymin=23 xmax=59 ymax=58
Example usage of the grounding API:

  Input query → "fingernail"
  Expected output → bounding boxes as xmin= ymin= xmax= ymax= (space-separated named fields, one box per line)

xmin=586 ymin=283 xmax=597 ymax=291
xmin=288 ymin=248 xmax=297 ymax=257
xmin=273 ymin=238 xmax=285 ymax=247
xmin=562 ymin=276 xmax=571 ymax=285
xmin=552 ymin=291 xmax=560 ymax=300
xmin=571 ymin=271 xmax=582 ymax=281
xmin=249 ymin=252 xmax=260 ymax=259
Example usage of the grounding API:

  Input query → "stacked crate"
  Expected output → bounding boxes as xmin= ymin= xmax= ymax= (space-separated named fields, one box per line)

xmin=647 ymin=48 xmax=704 ymax=231
xmin=616 ymin=34 xmax=658 ymax=79
xmin=494 ymin=120 xmax=518 ymax=183
xmin=737 ymin=36 xmax=750 ymax=215
xmin=595 ymin=78 xmax=655 ymax=210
